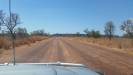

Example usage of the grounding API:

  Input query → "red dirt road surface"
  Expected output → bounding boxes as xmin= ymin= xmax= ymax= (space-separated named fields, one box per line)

xmin=0 ymin=37 xmax=133 ymax=75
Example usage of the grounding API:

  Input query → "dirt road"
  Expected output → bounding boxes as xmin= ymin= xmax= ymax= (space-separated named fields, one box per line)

xmin=0 ymin=37 xmax=133 ymax=75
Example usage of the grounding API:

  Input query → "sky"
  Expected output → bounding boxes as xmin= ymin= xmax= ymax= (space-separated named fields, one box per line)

xmin=0 ymin=0 xmax=133 ymax=35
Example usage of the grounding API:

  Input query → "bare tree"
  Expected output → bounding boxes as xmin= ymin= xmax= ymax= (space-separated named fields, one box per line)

xmin=121 ymin=19 xmax=133 ymax=38
xmin=5 ymin=13 xmax=20 ymax=39
xmin=0 ymin=9 xmax=20 ymax=64
xmin=0 ymin=10 xmax=5 ymax=28
xmin=104 ymin=21 xmax=115 ymax=40
xmin=7 ymin=13 xmax=20 ymax=65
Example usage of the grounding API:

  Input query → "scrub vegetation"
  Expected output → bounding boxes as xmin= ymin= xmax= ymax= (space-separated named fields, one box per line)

xmin=78 ymin=19 xmax=133 ymax=54
xmin=0 ymin=10 xmax=49 ymax=53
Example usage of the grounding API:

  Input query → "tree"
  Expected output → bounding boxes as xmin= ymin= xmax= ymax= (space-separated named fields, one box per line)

xmin=121 ymin=19 xmax=133 ymax=38
xmin=31 ymin=29 xmax=45 ymax=36
xmin=4 ymin=13 xmax=20 ymax=39
xmin=15 ymin=27 xmax=28 ymax=38
xmin=0 ymin=10 xmax=20 ymax=65
xmin=0 ymin=10 xmax=5 ymax=36
xmin=104 ymin=21 xmax=115 ymax=40
xmin=84 ymin=28 xmax=101 ymax=38
xmin=0 ymin=11 xmax=21 ymax=38
xmin=91 ymin=30 xmax=101 ymax=38
xmin=76 ymin=32 xmax=81 ymax=37
xmin=0 ymin=10 xmax=5 ymax=29
xmin=0 ymin=10 xmax=21 ymax=38
xmin=84 ymin=28 xmax=91 ymax=37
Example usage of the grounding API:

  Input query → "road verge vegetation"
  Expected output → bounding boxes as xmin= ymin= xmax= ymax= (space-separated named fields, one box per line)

xmin=0 ymin=36 xmax=49 ymax=54
xmin=15 ymin=36 xmax=49 ymax=47
xmin=75 ymin=37 xmax=133 ymax=54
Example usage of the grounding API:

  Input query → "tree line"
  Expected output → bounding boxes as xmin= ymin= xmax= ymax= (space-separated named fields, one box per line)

xmin=15 ymin=28 xmax=49 ymax=38
xmin=84 ymin=19 xmax=133 ymax=40
xmin=1 ymin=9 xmax=133 ymax=39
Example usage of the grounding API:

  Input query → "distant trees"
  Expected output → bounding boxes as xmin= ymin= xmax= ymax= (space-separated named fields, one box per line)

xmin=31 ymin=29 xmax=48 ymax=36
xmin=76 ymin=32 xmax=81 ymax=37
xmin=84 ymin=28 xmax=101 ymax=38
xmin=104 ymin=21 xmax=115 ymax=40
xmin=84 ymin=28 xmax=90 ymax=37
xmin=15 ymin=27 xmax=28 ymax=38
xmin=91 ymin=30 xmax=101 ymax=38
xmin=83 ymin=19 xmax=133 ymax=39
xmin=121 ymin=19 xmax=133 ymax=38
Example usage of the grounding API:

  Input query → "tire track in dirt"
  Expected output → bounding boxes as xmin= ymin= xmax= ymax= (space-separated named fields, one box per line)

xmin=40 ymin=37 xmax=66 ymax=62
xmin=68 ymin=38 xmax=133 ymax=73
xmin=58 ymin=38 xmax=82 ymax=63
xmin=62 ymin=38 xmax=133 ymax=75
xmin=61 ymin=39 xmax=110 ymax=73
xmin=62 ymin=39 xmax=122 ymax=75
xmin=43 ymin=37 xmax=73 ymax=62
xmin=56 ymin=39 xmax=66 ymax=62
xmin=59 ymin=38 xmax=89 ymax=63
xmin=73 ymin=38 xmax=133 ymax=66
xmin=16 ymin=38 xmax=54 ymax=63
xmin=43 ymin=37 xmax=60 ymax=62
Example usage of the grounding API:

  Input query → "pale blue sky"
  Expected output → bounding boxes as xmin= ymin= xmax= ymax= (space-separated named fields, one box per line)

xmin=0 ymin=0 xmax=133 ymax=35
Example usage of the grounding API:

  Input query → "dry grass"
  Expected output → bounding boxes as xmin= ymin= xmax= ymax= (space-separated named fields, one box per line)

xmin=75 ymin=37 xmax=133 ymax=54
xmin=0 ymin=37 xmax=11 ymax=49
xmin=87 ymin=38 xmax=133 ymax=49
xmin=15 ymin=36 xmax=49 ymax=47
xmin=0 ymin=36 xmax=49 ymax=50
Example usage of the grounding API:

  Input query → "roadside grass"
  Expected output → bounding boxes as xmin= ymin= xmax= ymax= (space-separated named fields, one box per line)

xmin=75 ymin=37 xmax=133 ymax=54
xmin=0 ymin=36 xmax=49 ymax=53
xmin=87 ymin=38 xmax=133 ymax=49
xmin=0 ymin=37 xmax=11 ymax=50
xmin=15 ymin=36 xmax=48 ymax=47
